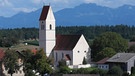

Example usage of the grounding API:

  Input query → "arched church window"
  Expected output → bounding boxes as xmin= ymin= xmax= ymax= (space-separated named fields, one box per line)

xmin=50 ymin=24 xmax=52 ymax=30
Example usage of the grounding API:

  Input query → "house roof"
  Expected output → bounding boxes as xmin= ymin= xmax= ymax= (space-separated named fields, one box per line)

xmin=0 ymin=49 xmax=4 ymax=61
xmin=128 ymin=42 xmax=135 ymax=48
xmin=39 ymin=6 xmax=50 ymax=20
xmin=107 ymin=53 xmax=135 ymax=63
xmin=54 ymin=35 xmax=81 ymax=50
xmin=31 ymin=49 xmax=37 ymax=55
xmin=96 ymin=57 xmax=109 ymax=64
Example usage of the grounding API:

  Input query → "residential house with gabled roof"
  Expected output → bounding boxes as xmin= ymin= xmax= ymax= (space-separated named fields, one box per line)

xmin=96 ymin=57 xmax=109 ymax=70
xmin=107 ymin=53 xmax=135 ymax=74
xmin=39 ymin=5 xmax=91 ymax=66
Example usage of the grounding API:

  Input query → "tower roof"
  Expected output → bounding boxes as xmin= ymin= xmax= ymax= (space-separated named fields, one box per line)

xmin=54 ymin=35 xmax=81 ymax=50
xmin=39 ymin=6 xmax=50 ymax=20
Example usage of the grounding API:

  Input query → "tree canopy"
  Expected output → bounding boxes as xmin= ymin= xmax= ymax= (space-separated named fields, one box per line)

xmin=91 ymin=32 xmax=128 ymax=61
xmin=3 ymin=50 xmax=19 ymax=76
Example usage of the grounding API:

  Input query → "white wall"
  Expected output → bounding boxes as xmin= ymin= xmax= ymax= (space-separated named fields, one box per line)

xmin=39 ymin=6 xmax=56 ymax=57
xmin=97 ymin=64 xmax=109 ymax=70
xmin=54 ymin=50 xmax=72 ymax=66
xmin=73 ymin=35 xmax=90 ymax=65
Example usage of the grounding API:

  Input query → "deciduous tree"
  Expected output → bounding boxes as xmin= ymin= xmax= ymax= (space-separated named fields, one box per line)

xmin=91 ymin=32 xmax=128 ymax=61
xmin=3 ymin=50 xmax=19 ymax=76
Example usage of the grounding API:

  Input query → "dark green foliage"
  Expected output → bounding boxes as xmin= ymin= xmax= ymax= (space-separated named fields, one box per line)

xmin=82 ymin=57 xmax=87 ymax=64
xmin=59 ymin=66 xmax=71 ymax=74
xmin=122 ymin=72 xmax=129 ymax=76
xmin=107 ymin=66 xmax=123 ymax=76
xmin=128 ymin=45 xmax=135 ymax=53
xmin=35 ymin=49 xmax=53 ymax=75
xmin=23 ymin=40 xmax=39 ymax=46
xmin=71 ymin=67 xmax=108 ymax=75
xmin=0 ymin=28 xmax=38 ymax=47
xmin=96 ymin=47 xmax=116 ymax=61
xmin=0 ymin=25 xmax=135 ymax=47
xmin=131 ymin=67 xmax=135 ymax=75
xmin=22 ymin=49 xmax=53 ymax=76
xmin=130 ymin=36 xmax=135 ymax=42
xmin=58 ymin=59 xmax=67 ymax=67
xmin=3 ymin=50 xmax=19 ymax=76
xmin=90 ymin=68 xmax=108 ymax=75
xmin=91 ymin=32 xmax=128 ymax=61
xmin=24 ymin=69 xmax=35 ymax=76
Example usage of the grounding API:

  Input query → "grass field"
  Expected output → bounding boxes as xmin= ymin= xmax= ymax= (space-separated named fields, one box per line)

xmin=1 ymin=40 xmax=39 ymax=51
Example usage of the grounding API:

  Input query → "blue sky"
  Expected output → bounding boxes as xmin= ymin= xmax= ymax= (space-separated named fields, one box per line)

xmin=0 ymin=0 xmax=135 ymax=17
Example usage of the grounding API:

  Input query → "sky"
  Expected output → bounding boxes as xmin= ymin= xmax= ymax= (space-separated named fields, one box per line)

xmin=0 ymin=0 xmax=135 ymax=17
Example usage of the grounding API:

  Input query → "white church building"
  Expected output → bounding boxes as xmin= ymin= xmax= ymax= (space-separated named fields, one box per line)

xmin=39 ymin=5 xmax=91 ymax=66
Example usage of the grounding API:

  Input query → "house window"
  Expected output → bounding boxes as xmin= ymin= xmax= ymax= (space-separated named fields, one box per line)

xmin=56 ymin=52 xmax=57 ymax=62
xmin=41 ymin=25 xmax=44 ymax=30
xmin=50 ymin=24 xmax=52 ymax=30
xmin=106 ymin=66 xmax=108 ymax=68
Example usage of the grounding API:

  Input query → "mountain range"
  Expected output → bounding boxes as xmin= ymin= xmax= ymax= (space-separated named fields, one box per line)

xmin=1 ymin=3 xmax=135 ymax=28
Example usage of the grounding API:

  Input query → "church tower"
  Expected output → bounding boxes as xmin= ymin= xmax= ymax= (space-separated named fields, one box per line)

xmin=39 ymin=5 xmax=56 ymax=57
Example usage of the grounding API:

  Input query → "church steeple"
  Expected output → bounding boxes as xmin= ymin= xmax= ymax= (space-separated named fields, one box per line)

xmin=39 ymin=5 xmax=56 ymax=57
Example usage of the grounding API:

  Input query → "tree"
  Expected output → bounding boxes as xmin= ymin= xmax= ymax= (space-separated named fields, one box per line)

xmin=91 ymin=32 xmax=128 ymax=61
xmin=35 ymin=49 xmax=52 ymax=76
xmin=107 ymin=66 xmax=123 ymax=76
xmin=58 ymin=66 xmax=71 ymax=74
xmin=3 ymin=50 xmax=19 ymax=76
xmin=58 ymin=59 xmax=67 ymax=67
xmin=82 ymin=57 xmax=87 ymax=64
xmin=131 ymin=67 xmax=135 ymax=75
xmin=22 ymin=49 xmax=35 ymax=76
xmin=96 ymin=47 xmax=116 ymax=61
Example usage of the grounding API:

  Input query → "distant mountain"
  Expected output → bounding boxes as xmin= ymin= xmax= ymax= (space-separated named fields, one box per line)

xmin=55 ymin=3 xmax=135 ymax=26
xmin=1 ymin=3 xmax=135 ymax=28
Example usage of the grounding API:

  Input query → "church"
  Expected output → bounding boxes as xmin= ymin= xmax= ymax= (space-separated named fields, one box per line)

xmin=39 ymin=5 xmax=91 ymax=66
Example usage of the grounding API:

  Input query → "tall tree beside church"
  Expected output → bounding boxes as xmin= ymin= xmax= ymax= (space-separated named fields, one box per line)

xmin=91 ymin=32 xmax=128 ymax=61
xmin=3 ymin=50 xmax=19 ymax=76
xmin=35 ymin=49 xmax=53 ymax=76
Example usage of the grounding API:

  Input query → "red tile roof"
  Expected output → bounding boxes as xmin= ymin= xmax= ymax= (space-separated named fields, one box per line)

xmin=39 ymin=6 xmax=50 ymax=20
xmin=31 ymin=49 xmax=37 ymax=55
xmin=54 ymin=35 xmax=81 ymax=50
xmin=96 ymin=57 xmax=109 ymax=64
xmin=0 ymin=49 xmax=4 ymax=61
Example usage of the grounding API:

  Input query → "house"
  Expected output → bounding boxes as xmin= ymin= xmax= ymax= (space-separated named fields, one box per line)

xmin=39 ymin=5 xmax=91 ymax=66
xmin=107 ymin=53 xmax=135 ymax=74
xmin=96 ymin=57 xmax=109 ymax=70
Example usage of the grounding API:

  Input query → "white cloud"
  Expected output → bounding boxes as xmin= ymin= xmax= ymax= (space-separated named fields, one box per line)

xmin=84 ymin=0 xmax=135 ymax=8
xmin=13 ymin=7 xmax=37 ymax=13
xmin=0 ymin=0 xmax=13 ymax=7
xmin=31 ymin=0 xmax=42 ymax=4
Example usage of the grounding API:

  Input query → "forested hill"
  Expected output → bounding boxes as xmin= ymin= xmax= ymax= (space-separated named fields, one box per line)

xmin=0 ymin=25 xmax=135 ymax=40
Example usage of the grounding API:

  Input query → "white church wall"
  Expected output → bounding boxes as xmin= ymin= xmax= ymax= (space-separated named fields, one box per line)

xmin=73 ymin=35 xmax=90 ymax=65
xmin=54 ymin=50 xmax=72 ymax=66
